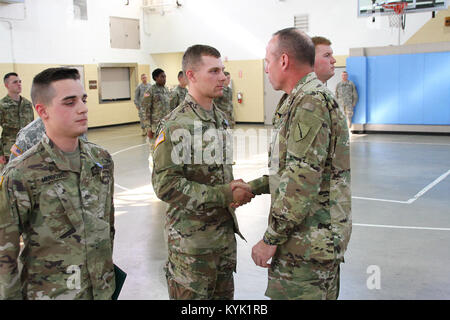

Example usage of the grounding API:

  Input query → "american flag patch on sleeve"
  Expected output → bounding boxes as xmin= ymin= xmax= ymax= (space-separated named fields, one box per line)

xmin=10 ymin=144 xmax=23 ymax=157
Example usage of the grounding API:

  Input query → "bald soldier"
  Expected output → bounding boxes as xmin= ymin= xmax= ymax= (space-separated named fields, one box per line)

xmin=248 ymin=28 xmax=352 ymax=300
xmin=0 ymin=73 xmax=34 ymax=166
xmin=152 ymin=44 xmax=254 ymax=300
xmin=0 ymin=67 xmax=116 ymax=300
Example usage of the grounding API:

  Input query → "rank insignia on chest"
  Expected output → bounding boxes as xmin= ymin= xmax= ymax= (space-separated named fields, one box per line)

xmin=154 ymin=131 xmax=165 ymax=150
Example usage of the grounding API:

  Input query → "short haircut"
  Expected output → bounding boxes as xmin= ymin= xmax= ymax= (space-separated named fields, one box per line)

xmin=177 ymin=70 xmax=184 ymax=78
xmin=273 ymin=28 xmax=315 ymax=67
xmin=342 ymin=71 xmax=348 ymax=74
xmin=4 ymin=72 xmax=18 ymax=84
xmin=152 ymin=68 xmax=165 ymax=81
xmin=31 ymin=67 xmax=80 ymax=105
xmin=182 ymin=44 xmax=221 ymax=73
xmin=311 ymin=36 xmax=332 ymax=47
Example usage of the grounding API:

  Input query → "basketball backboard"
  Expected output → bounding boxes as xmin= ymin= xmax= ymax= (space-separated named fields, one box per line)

xmin=358 ymin=0 xmax=448 ymax=16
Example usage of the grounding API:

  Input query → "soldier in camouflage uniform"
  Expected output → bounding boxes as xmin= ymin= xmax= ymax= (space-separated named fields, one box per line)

xmin=152 ymin=45 xmax=254 ymax=300
xmin=141 ymin=68 xmax=170 ymax=143
xmin=335 ymin=71 xmax=358 ymax=129
xmin=249 ymin=28 xmax=351 ymax=300
xmin=0 ymin=72 xmax=34 ymax=167
xmin=9 ymin=117 xmax=87 ymax=161
xmin=214 ymin=72 xmax=235 ymax=128
xmin=168 ymin=71 xmax=188 ymax=112
xmin=134 ymin=73 xmax=152 ymax=136
xmin=0 ymin=68 xmax=116 ymax=300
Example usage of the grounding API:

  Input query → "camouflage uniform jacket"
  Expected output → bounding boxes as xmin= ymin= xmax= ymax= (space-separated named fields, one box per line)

xmin=141 ymin=84 xmax=170 ymax=132
xmin=134 ymin=82 xmax=152 ymax=108
xmin=249 ymin=72 xmax=352 ymax=263
xmin=335 ymin=80 xmax=358 ymax=114
xmin=0 ymin=95 xmax=34 ymax=157
xmin=9 ymin=117 xmax=87 ymax=161
xmin=152 ymin=94 xmax=244 ymax=255
xmin=169 ymin=85 xmax=188 ymax=112
xmin=0 ymin=135 xmax=115 ymax=300
xmin=214 ymin=86 xmax=235 ymax=126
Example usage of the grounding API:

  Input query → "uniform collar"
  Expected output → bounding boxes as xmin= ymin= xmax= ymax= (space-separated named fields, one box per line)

xmin=185 ymin=94 xmax=217 ymax=123
xmin=276 ymin=72 xmax=319 ymax=116
xmin=3 ymin=94 xmax=22 ymax=104
xmin=41 ymin=134 xmax=95 ymax=173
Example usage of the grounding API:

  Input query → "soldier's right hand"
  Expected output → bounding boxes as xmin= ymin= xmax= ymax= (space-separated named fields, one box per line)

xmin=147 ymin=130 xmax=154 ymax=139
xmin=231 ymin=182 xmax=254 ymax=208
xmin=0 ymin=156 xmax=6 ymax=164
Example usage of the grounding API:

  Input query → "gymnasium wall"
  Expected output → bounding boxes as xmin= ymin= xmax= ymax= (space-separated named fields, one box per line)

xmin=347 ymin=43 xmax=450 ymax=132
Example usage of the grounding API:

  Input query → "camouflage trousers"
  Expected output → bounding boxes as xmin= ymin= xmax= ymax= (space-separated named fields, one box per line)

xmin=138 ymin=106 xmax=145 ymax=129
xmin=164 ymin=243 xmax=237 ymax=300
xmin=344 ymin=107 xmax=354 ymax=128
xmin=266 ymin=248 xmax=341 ymax=300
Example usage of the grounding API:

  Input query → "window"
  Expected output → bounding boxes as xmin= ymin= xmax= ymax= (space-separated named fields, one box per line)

xmin=98 ymin=64 xmax=138 ymax=103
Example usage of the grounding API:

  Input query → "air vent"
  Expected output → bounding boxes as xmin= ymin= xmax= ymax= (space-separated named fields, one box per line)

xmin=294 ymin=14 xmax=309 ymax=32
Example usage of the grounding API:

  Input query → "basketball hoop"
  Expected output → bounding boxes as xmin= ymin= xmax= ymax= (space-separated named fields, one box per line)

xmin=381 ymin=1 xmax=408 ymax=30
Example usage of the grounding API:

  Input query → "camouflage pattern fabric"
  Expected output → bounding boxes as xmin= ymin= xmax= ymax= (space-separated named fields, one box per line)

xmin=134 ymin=83 xmax=152 ymax=129
xmin=0 ymin=95 xmax=34 ymax=160
xmin=165 ymin=239 xmax=236 ymax=300
xmin=335 ymin=80 xmax=358 ymax=119
xmin=152 ymin=94 xmax=243 ymax=299
xmin=249 ymin=72 xmax=352 ymax=300
xmin=169 ymin=85 xmax=188 ymax=112
xmin=141 ymin=84 xmax=170 ymax=133
xmin=9 ymin=117 xmax=87 ymax=161
xmin=0 ymin=134 xmax=115 ymax=300
xmin=214 ymin=86 xmax=235 ymax=128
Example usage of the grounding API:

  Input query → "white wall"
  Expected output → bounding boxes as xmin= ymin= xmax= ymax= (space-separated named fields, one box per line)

xmin=0 ymin=0 xmax=154 ymax=65
xmin=0 ymin=0 xmax=439 ymax=65
xmin=144 ymin=0 xmax=434 ymax=59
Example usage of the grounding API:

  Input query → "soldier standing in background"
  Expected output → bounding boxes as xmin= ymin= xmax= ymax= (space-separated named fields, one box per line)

xmin=335 ymin=71 xmax=358 ymax=130
xmin=141 ymin=68 xmax=170 ymax=143
xmin=169 ymin=71 xmax=188 ymax=112
xmin=152 ymin=44 xmax=254 ymax=300
xmin=214 ymin=71 xmax=235 ymax=128
xmin=134 ymin=73 xmax=152 ymax=136
xmin=249 ymin=28 xmax=352 ymax=300
xmin=0 ymin=67 xmax=116 ymax=300
xmin=0 ymin=73 xmax=34 ymax=169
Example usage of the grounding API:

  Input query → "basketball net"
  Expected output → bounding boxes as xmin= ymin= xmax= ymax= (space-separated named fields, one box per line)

xmin=382 ymin=1 xmax=407 ymax=30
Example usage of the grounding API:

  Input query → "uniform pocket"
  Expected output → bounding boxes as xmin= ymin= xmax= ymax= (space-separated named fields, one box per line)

xmin=39 ymin=182 xmax=81 ymax=239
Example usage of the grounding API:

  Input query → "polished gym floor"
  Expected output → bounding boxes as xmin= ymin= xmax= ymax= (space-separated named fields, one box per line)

xmin=87 ymin=123 xmax=450 ymax=300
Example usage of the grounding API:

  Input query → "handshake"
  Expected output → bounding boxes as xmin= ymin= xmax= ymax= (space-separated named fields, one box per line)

xmin=230 ymin=179 xmax=255 ymax=209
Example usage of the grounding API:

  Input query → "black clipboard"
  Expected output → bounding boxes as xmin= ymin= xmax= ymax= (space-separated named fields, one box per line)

xmin=112 ymin=264 xmax=127 ymax=300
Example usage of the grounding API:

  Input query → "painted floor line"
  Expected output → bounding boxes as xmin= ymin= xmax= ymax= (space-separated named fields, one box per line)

xmin=353 ymin=223 xmax=450 ymax=231
xmin=111 ymin=143 xmax=148 ymax=156
xmin=408 ymin=169 xmax=450 ymax=203
xmin=112 ymin=144 xmax=449 ymax=205
xmin=352 ymin=196 xmax=410 ymax=204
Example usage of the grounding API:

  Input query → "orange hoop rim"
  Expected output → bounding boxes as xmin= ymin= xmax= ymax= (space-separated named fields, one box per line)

xmin=381 ymin=1 xmax=408 ymax=15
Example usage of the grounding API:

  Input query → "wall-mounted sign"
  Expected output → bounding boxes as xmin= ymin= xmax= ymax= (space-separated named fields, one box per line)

xmin=89 ymin=80 xmax=97 ymax=89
